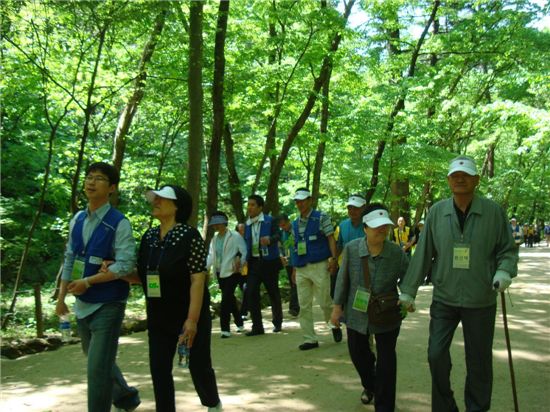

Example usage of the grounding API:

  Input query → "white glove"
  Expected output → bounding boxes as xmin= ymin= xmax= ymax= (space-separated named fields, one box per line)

xmin=492 ymin=270 xmax=512 ymax=293
xmin=398 ymin=293 xmax=416 ymax=312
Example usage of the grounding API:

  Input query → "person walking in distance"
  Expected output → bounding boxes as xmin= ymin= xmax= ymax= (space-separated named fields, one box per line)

xmin=292 ymin=188 xmax=341 ymax=350
xmin=243 ymin=195 xmax=283 ymax=336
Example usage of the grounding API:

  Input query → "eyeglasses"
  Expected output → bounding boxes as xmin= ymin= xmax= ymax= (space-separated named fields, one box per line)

xmin=85 ymin=175 xmax=109 ymax=183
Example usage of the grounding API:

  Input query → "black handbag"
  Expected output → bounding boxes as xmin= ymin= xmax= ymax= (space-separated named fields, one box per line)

xmin=361 ymin=257 xmax=401 ymax=326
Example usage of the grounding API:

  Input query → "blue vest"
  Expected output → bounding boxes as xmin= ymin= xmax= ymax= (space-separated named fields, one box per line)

xmin=71 ymin=207 xmax=130 ymax=303
xmin=245 ymin=214 xmax=279 ymax=261
xmin=292 ymin=210 xmax=331 ymax=267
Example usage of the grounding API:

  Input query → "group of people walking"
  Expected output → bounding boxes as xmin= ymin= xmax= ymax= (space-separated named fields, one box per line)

xmin=56 ymin=154 xmax=518 ymax=412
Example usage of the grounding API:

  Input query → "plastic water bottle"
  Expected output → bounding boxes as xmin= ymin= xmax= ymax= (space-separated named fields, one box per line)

xmin=177 ymin=343 xmax=189 ymax=369
xmin=59 ymin=315 xmax=71 ymax=342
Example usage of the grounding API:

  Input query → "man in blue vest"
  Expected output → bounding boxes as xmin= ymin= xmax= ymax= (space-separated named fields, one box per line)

xmin=55 ymin=162 xmax=140 ymax=412
xmin=292 ymin=188 xmax=339 ymax=350
xmin=243 ymin=194 xmax=283 ymax=336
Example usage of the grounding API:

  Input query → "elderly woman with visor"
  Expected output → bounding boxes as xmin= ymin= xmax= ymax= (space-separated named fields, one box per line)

xmin=331 ymin=203 xmax=409 ymax=412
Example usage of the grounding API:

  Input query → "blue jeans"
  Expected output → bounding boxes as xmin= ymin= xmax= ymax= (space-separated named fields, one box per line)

xmin=77 ymin=302 xmax=140 ymax=412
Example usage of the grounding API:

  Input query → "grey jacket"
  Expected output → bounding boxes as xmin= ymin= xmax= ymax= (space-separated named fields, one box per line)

xmin=400 ymin=195 xmax=518 ymax=308
xmin=334 ymin=237 xmax=409 ymax=335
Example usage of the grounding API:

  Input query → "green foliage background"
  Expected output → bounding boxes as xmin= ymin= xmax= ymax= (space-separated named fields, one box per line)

xmin=1 ymin=0 xmax=549 ymax=291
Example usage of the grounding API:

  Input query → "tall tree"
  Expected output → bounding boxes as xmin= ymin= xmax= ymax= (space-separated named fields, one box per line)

xmin=111 ymin=5 xmax=169 ymax=205
xmin=263 ymin=0 xmax=356 ymax=214
xmin=186 ymin=1 xmax=204 ymax=227
xmin=204 ymin=0 xmax=230 ymax=242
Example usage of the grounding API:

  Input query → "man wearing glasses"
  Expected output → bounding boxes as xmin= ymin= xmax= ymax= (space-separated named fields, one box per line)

xmin=55 ymin=162 xmax=140 ymax=412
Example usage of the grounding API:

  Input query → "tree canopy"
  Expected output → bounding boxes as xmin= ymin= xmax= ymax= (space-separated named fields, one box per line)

xmin=1 ymin=0 xmax=549 ymax=286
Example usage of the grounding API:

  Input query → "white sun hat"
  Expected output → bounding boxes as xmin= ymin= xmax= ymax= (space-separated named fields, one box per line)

xmin=145 ymin=186 xmax=177 ymax=203
xmin=362 ymin=209 xmax=394 ymax=228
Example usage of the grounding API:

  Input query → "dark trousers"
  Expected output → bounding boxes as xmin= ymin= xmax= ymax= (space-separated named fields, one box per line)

xmin=217 ymin=272 xmax=244 ymax=332
xmin=247 ymin=258 xmax=283 ymax=331
xmin=428 ymin=301 xmax=496 ymax=412
xmin=148 ymin=313 xmax=220 ymax=411
xmin=347 ymin=327 xmax=400 ymax=412
xmin=285 ymin=265 xmax=300 ymax=314
xmin=238 ymin=274 xmax=248 ymax=316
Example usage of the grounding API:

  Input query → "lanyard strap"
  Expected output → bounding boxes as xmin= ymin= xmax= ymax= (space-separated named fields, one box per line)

xmin=147 ymin=229 xmax=174 ymax=270
xmin=361 ymin=256 xmax=371 ymax=292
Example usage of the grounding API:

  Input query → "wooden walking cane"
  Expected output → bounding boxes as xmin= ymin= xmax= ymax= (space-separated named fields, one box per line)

xmin=497 ymin=286 xmax=519 ymax=412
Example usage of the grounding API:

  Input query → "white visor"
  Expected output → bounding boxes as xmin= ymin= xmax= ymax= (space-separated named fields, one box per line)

xmin=294 ymin=189 xmax=312 ymax=200
xmin=362 ymin=209 xmax=394 ymax=228
xmin=145 ymin=186 xmax=177 ymax=203
xmin=347 ymin=195 xmax=366 ymax=208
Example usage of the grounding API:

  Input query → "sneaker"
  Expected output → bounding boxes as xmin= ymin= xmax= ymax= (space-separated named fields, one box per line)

xmin=236 ymin=326 xmax=245 ymax=333
xmin=360 ymin=389 xmax=374 ymax=405
xmin=298 ymin=342 xmax=319 ymax=351
xmin=220 ymin=331 xmax=231 ymax=339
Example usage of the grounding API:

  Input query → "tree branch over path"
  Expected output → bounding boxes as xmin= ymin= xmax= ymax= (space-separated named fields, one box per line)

xmin=263 ymin=0 xmax=356 ymax=213
xmin=111 ymin=5 xmax=169 ymax=206
xmin=365 ymin=0 xmax=440 ymax=203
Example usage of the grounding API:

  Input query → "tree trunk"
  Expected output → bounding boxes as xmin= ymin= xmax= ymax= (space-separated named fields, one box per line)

xmin=312 ymin=67 xmax=331 ymax=209
xmin=186 ymin=1 xmax=204 ymax=227
xmin=33 ymin=284 xmax=45 ymax=338
xmin=111 ymin=6 xmax=169 ymax=206
xmin=263 ymin=0 xmax=355 ymax=214
xmin=224 ymin=123 xmax=246 ymax=223
xmin=204 ymin=0 xmax=230 ymax=243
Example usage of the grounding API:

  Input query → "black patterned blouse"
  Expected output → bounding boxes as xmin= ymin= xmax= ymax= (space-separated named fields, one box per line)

xmin=137 ymin=224 xmax=209 ymax=334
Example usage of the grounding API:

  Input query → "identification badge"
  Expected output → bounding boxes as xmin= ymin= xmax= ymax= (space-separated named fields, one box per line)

xmin=71 ymin=259 xmax=85 ymax=280
xmin=352 ymin=287 xmax=370 ymax=312
xmin=453 ymin=243 xmax=470 ymax=269
xmin=89 ymin=256 xmax=103 ymax=265
xmin=297 ymin=240 xmax=307 ymax=256
xmin=252 ymin=243 xmax=259 ymax=256
xmin=147 ymin=271 xmax=161 ymax=298
xmin=308 ymin=235 xmax=318 ymax=241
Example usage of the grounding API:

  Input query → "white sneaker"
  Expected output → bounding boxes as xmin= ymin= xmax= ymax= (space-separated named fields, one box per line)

xmin=207 ymin=401 xmax=223 ymax=411
xmin=220 ymin=331 xmax=231 ymax=338
xmin=236 ymin=326 xmax=245 ymax=333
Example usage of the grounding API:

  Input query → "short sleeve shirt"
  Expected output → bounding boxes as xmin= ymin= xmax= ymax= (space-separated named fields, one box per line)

xmin=137 ymin=223 xmax=208 ymax=329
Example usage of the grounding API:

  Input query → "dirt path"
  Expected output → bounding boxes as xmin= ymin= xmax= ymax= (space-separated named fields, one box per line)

xmin=2 ymin=247 xmax=549 ymax=412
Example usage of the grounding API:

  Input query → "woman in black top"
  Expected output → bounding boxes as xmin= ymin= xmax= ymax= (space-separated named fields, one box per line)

xmin=136 ymin=185 xmax=221 ymax=411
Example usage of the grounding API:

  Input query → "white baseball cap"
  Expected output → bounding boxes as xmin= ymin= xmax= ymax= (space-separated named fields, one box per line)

xmin=362 ymin=209 xmax=394 ymax=228
xmin=293 ymin=189 xmax=312 ymax=201
xmin=448 ymin=155 xmax=478 ymax=176
xmin=145 ymin=186 xmax=177 ymax=203
xmin=347 ymin=195 xmax=366 ymax=208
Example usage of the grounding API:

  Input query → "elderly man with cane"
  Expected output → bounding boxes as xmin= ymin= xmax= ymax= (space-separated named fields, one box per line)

xmin=399 ymin=155 xmax=518 ymax=412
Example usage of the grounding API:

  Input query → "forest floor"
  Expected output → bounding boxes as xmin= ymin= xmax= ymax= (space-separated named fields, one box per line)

xmin=1 ymin=246 xmax=549 ymax=412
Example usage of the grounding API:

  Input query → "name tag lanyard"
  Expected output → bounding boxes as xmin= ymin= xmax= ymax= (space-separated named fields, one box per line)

xmin=449 ymin=213 xmax=475 ymax=269
xmin=251 ymin=221 xmax=261 ymax=256
xmin=72 ymin=213 xmax=107 ymax=279
xmin=146 ymin=230 xmax=173 ymax=297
